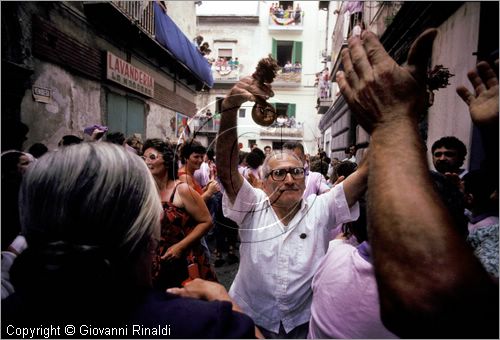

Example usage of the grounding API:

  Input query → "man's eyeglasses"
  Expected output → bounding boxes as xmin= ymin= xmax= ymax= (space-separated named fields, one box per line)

xmin=266 ymin=167 xmax=305 ymax=181
xmin=433 ymin=151 xmax=457 ymax=158
xmin=142 ymin=153 xmax=161 ymax=161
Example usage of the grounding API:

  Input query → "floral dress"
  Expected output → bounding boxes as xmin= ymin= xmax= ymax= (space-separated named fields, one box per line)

xmin=152 ymin=185 xmax=217 ymax=289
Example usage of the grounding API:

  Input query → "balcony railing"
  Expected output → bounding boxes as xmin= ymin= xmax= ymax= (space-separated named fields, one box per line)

xmin=211 ymin=60 xmax=240 ymax=82
xmin=274 ymin=66 xmax=302 ymax=85
xmin=260 ymin=121 xmax=304 ymax=138
xmin=112 ymin=1 xmax=155 ymax=36
xmin=190 ymin=116 xmax=219 ymax=134
xmin=268 ymin=10 xmax=304 ymax=30
xmin=316 ymin=74 xmax=333 ymax=114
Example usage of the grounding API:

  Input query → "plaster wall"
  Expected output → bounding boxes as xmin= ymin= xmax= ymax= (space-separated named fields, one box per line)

xmin=427 ymin=2 xmax=480 ymax=170
xmin=146 ymin=101 xmax=177 ymax=141
xmin=166 ymin=1 xmax=197 ymax=39
xmin=21 ymin=61 xmax=101 ymax=151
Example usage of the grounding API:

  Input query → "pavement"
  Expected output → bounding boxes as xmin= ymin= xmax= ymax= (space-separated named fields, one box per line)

xmin=206 ymin=234 xmax=239 ymax=291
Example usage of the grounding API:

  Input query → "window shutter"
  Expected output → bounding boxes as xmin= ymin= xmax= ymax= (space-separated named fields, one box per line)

xmin=272 ymin=38 xmax=277 ymax=59
xmin=292 ymin=41 xmax=302 ymax=64
xmin=288 ymin=103 xmax=296 ymax=118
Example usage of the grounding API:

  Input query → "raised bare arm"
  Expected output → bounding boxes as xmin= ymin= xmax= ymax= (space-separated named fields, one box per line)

xmin=337 ymin=29 xmax=498 ymax=338
xmin=215 ymin=76 xmax=273 ymax=203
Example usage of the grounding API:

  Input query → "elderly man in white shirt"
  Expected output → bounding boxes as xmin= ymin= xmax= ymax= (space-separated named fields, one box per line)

xmin=216 ymin=75 xmax=367 ymax=338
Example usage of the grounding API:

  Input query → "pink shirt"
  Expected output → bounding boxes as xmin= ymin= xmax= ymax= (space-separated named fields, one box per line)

xmin=303 ymin=171 xmax=330 ymax=199
xmin=308 ymin=240 xmax=398 ymax=339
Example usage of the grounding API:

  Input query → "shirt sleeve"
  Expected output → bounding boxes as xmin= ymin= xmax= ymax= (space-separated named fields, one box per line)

xmin=222 ymin=178 xmax=262 ymax=225
xmin=311 ymin=182 xmax=359 ymax=229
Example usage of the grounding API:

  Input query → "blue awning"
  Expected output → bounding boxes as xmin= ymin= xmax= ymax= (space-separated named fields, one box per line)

xmin=153 ymin=2 xmax=213 ymax=88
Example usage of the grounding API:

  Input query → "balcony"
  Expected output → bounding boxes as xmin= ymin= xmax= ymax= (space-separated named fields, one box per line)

xmin=83 ymin=1 xmax=213 ymax=89
xmin=112 ymin=1 xmax=155 ymax=36
xmin=315 ymin=70 xmax=333 ymax=114
xmin=268 ymin=10 xmax=304 ymax=31
xmin=211 ymin=60 xmax=240 ymax=83
xmin=260 ymin=121 xmax=304 ymax=139
xmin=274 ymin=66 xmax=302 ymax=86
xmin=190 ymin=116 xmax=219 ymax=135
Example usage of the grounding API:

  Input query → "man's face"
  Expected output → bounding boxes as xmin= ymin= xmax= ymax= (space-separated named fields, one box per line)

xmin=264 ymin=147 xmax=271 ymax=156
xmin=432 ymin=147 xmax=462 ymax=174
xmin=263 ymin=154 xmax=305 ymax=209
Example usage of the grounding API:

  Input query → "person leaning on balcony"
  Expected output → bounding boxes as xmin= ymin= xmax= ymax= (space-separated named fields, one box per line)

xmin=294 ymin=3 xmax=302 ymax=23
xmin=293 ymin=61 xmax=302 ymax=72
xmin=215 ymin=75 xmax=367 ymax=338
xmin=336 ymin=27 xmax=498 ymax=338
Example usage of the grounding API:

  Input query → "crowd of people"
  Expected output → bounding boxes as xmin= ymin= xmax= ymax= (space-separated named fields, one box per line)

xmin=1 ymin=28 xmax=498 ymax=339
xmin=270 ymin=3 xmax=302 ymax=24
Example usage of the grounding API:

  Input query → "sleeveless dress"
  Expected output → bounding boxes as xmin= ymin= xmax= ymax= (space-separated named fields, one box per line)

xmin=178 ymin=168 xmax=204 ymax=195
xmin=152 ymin=185 xmax=217 ymax=289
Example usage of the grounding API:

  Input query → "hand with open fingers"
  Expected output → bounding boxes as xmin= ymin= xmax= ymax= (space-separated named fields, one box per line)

xmin=222 ymin=76 xmax=274 ymax=112
xmin=456 ymin=59 xmax=499 ymax=126
xmin=166 ymin=278 xmax=231 ymax=302
xmin=336 ymin=29 xmax=437 ymax=133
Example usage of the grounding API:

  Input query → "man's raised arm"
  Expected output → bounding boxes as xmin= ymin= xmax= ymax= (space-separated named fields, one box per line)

xmin=337 ymin=29 xmax=498 ymax=338
xmin=216 ymin=76 xmax=274 ymax=203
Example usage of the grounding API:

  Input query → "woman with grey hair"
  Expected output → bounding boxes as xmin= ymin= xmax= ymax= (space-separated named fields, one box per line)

xmin=2 ymin=143 xmax=257 ymax=338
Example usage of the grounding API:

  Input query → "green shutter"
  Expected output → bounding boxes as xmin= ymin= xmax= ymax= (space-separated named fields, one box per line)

xmin=107 ymin=93 xmax=127 ymax=133
xmin=288 ymin=103 xmax=296 ymax=118
xmin=107 ymin=93 xmax=145 ymax=137
xmin=292 ymin=41 xmax=302 ymax=64
xmin=272 ymin=38 xmax=277 ymax=59
xmin=126 ymin=97 xmax=145 ymax=136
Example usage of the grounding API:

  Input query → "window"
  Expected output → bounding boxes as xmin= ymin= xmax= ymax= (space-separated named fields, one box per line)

xmin=216 ymin=96 xmax=224 ymax=113
xmin=279 ymin=1 xmax=294 ymax=10
xmin=239 ymin=108 xmax=246 ymax=118
xmin=218 ymin=48 xmax=233 ymax=61
xmin=272 ymin=141 xmax=284 ymax=150
xmin=274 ymin=103 xmax=296 ymax=118
xmin=272 ymin=39 xmax=302 ymax=67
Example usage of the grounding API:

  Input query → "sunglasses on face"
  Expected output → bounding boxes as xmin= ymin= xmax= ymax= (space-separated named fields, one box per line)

xmin=433 ymin=151 xmax=457 ymax=158
xmin=266 ymin=167 xmax=305 ymax=181
xmin=142 ymin=153 xmax=161 ymax=161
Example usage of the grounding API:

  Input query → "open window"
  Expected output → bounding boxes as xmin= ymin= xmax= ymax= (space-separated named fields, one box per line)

xmin=275 ymin=103 xmax=296 ymax=118
xmin=272 ymin=39 xmax=303 ymax=67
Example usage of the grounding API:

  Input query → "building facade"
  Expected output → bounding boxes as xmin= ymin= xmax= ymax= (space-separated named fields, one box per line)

xmin=193 ymin=0 xmax=336 ymax=154
xmin=319 ymin=1 xmax=498 ymax=171
xmin=2 ymin=1 xmax=212 ymax=151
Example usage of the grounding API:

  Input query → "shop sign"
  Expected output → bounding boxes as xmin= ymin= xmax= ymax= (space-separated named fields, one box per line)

xmin=107 ymin=51 xmax=154 ymax=97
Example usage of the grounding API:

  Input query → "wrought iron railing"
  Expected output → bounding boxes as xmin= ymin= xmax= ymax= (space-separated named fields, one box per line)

xmin=112 ymin=1 xmax=155 ymax=36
